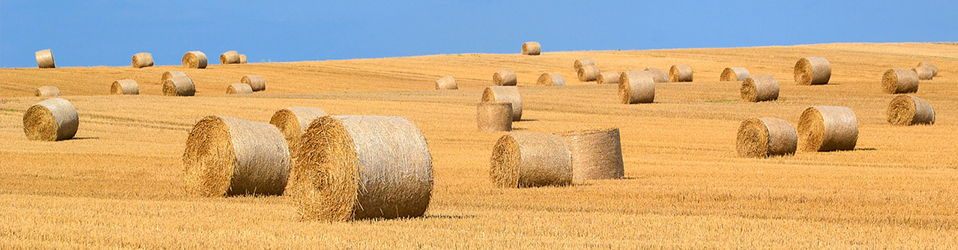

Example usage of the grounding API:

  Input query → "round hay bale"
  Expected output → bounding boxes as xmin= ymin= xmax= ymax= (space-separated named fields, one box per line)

xmin=111 ymin=79 xmax=139 ymax=95
xmin=536 ymin=73 xmax=566 ymax=86
xmin=793 ymin=57 xmax=831 ymax=85
xmin=35 ymin=86 xmax=60 ymax=97
xmin=556 ymin=128 xmax=624 ymax=180
xmin=887 ymin=95 xmax=934 ymax=126
xmin=162 ymin=76 xmax=195 ymax=96
xmin=182 ymin=51 xmax=208 ymax=69
xmin=183 ymin=115 xmax=291 ymax=197
xmin=521 ymin=42 xmax=541 ymax=55
xmin=161 ymin=71 xmax=187 ymax=82
xmin=618 ymin=71 xmax=655 ymax=104
xmin=493 ymin=69 xmax=517 ymax=86
xmin=270 ymin=107 xmax=329 ymax=160
xmin=918 ymin=62 xmax=937 ymax=76
xmin=238 ymin=54 xmax=248 ymax=64
xmin=912 ymin=67 xmax=934 ymax=80
xmin=132 ymin=53 xmax=154 ymax=68
xmin=220 ymin=51 xmax=240 ymax=64
xmin=573 ymin=58 xmax=595 ymax=71
xmin=481 ymin=86 xmax=522 ymax=121
xmin=294 ymin=115 xmax=433 ymax=221
xmin=227 ymin=83 xmax=253 ymax=94
xmin=490 ymin=132 xmax=572 ymax=188
xmin=736 ymin=117 xmax=797 ymax=158
xmin=435 ymin=76 xmax=457 ymax=90
xmin=35 ymin=49 xmax=55 ymax=68
xmin=596 ymin=71 xmax=620 ymax=85
xmin=644 ymin=67 xmax=669 ymax=83
xmin=577 ymin=64 xmax=600 ymax=82
xmin=720 ymin=67 xmax=750 ymax=81
xmin=23 ymin=98 xmax=78 ymax=141
xmin=740 ymin=75 xmax=779 ymax=102
xmin=669 ymin=65 xmax=693 ymax=82
xmin=882 ymin=68 xmax=919 ymax=94
xmin=477 ymin=102 xmax=513 ymax=132
xmin=241 ymin=75 xmax=266 ymax=92
xmin=797 ymin=106 xmax=858 ymax=152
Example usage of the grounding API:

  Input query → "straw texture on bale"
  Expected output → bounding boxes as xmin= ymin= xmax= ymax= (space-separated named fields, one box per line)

xmin=220 ymin=51 xmax=240 ymax=64
xmin=238 ymin=54 xmax=248 ymax=64
xmin=618 ymin=71 xmax=655 ymax=104
xmin=23 ymin=98 xmax=79 ymax=141
xmin=162 ymin=76 xmax=195 ymax=96
xmin=477 ymin=102 xmax=513 ymax=132
xmin=912 ymin=67 xmax=934 ymax=80
xmin=132 ymin=53 xmax=154 ymax=68
xmin=490 ymin=132 xmax=572 ymax=188
xmin=798 ymin=106 xmax=858 ymax=152
xmin=481 ymin=86 xmax=522 ymax=121
xmin=521 ymin=42 xmax=541 ymax=55
xmin=162 ymin=71 xmax=187 ymax=82
xmin=183 ymin=116 xmax=291 ymax=197
xmin=918 ymin=62 xmax=938 ymax=76
xmin=720 ymin=67 xmax=750 ymax=81
xmin=293 ymin=116 xmax=433 ymax=221
xmin=435 ymin=76 xmax=457 ymax=90
xmin=270 ymin=107 xmax=329 ymax=195
xmin=111 ymin=79 xmax=139 ymax=95
xmin=577 ymin=65 xmax=600 ymax=82
xmin=35 ymin=86 xmax=60 ymax=97
xmin=241 ymin=75 xmax=266 ymax=92
xmin=35 ymin=49 xmax=55 ymax=68
xmin=493 ymin=69 xmax=517 ymax=86
xmin=887 ymin=95 xmax=935 ymax=126
xmin=596 ymin=71 xmax=620 ymax=85
xmin=574 ymin=58 xmax=595 ymax=71
xmin=740 ymin=75 xmax=779 ymax=102
xmin=227 ymin=83 xmax=253 ymax=94
xmin=556 ymin=128 xmax=624 ymax=181
xmin=793 ymin=57 xmax=831 ymax=85
xmin=182 ymin=51 xmax=208 ymax=69
xmin=882 ymin=68 xmax=919 ymax=94
xmin=644 ymin=67 xmax=669 ymax=83
xmin=669 ymin=65 xmax=693 ymax=82
xmin=536 ymin=73 xmax=566 ymax=86
xmin=736 ymin=118 xmax=797 ymax=158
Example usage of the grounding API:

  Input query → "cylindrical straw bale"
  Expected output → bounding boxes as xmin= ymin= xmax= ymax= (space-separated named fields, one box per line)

xmin=23 ymin=98 xmax=79 ymax=141
xmin=720 ymin=67 xmax=750 ymax=81
xmin=35 ymin=86 xmax=60 ymax=97
xmin=490 ymin=132 xmax=572 ymax=188
xmin=239 ymin=54 xmax=248 ymax=64
xmin=162 ymin=71 xmax=187 ymax=82
xmin=521 ymin=42 xmax=541 ymax=55
xmin=162 ymin=76 xmax=195 ymax=96
xmin=556 ymin=128 xmax=624 ymax=180
xmin=669 ymin=64 xmax=693 ymax=82
xmin=182 ymin=51 xmax=208 ymax=69
xmin=618 ymin=71 xmax=655 ymax=104
xmin=740 ymin=75 xmax=779 ymax=102
xmin=241 ymin=75 xmax=266 ymax=92
xmin=596 ymin=71 xmax=620 ymax=85
xmin=132 ymin=53 xmax=154 ymax=68
xmin=644 ymin=67 xmax=669 ymax=83
xmin=912 ymin=67 xmax=934 ymax=80
xmin=435 ymin=76 xmax=458 ymax=90
xmin=577 ymin=64 xmax=600 ymax=81
xmin=227 ymin=83 xmax=253 ymax=94
xmin=270 ymin=107 xmax=329 ymax=160
xmin=536 ymin=73 xmax=566 ymax=86
xmin=111 ymin=79 xmax=139 ymax=95
xmin=574 ymin=58 xmax=595 ymax=71
xmin=882 ymin=68 xmax=919 ymax=94
xmin=35 ymin=49 xmax=55 ymax=68
xmin=918 ymin=62 xmax=937 ymax=77
xmin=493 ymin=69 xmax=517 ymax=86
xmin=736 ymin=117 xmax=797 ymax=158
xmin=481 ymin=86 xmax=522 ymax=121
xmin=793 ymin=57 xmax=831 ymax=85
xmin=797 ymin=106 xmax=858 ymax=152
xmin=887 ymin=95 xmax=935 ymax=126
xmin=477 ymin=102 xmax=513 ymax=132
xmin=220 ymin=51 xmax=240 ymax=64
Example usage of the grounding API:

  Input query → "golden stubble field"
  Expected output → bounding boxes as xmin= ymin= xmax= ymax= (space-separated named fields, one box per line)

xmin=1 ymin=43 xmax=957 ymax=248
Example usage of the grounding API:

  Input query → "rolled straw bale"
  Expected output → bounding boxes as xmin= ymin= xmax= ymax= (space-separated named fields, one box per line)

xmin=162 ymin=76 xmax=195 ymax=96
xmin=536 ymin=73 xmax=566 ymax=86
xmin=183 ymin=115 xmax=291 ymax=197
xmin=793 ymin=57 xmax=831 ymax=85
xmin=294 ymin=115 xmax=433 ymax=221
xmin=720 ymin=67 xmax=750 ymax=81
xmin=162 ymin=71 xmax=187 ymax=82
xmin=918 ymin=62 xmax=938 ymax=76
xmin=887 ymin=95 xmax=935 ymax=126
xmin=23 ymin=98 xmax=78 ymax=141
xmin=110 ymin=79 xmax=139 ymax=95
xmin=481 ymin=86 xmax=522 ymax=121
xmin=220 ymin=51 xmax=240 ymax=64
xmin=490 ymin=132 xmax=572 ymax=188
xmin=35 ymin=86 xmax=60 ymax=97
xmin=556 ymin=128 xmax=624 ymax=180
xmin=477 ymin=102 xmax=513 ymax=132
xmin=797 ymin=106 xmax=858 ymax=152
xmin=669 ymin=64 xmax=693 ymax=82
xmin=618 ymin=71 xmax=655 ymax=104
xmin=740 ymin=75 xmax=779 ymax=102
xmin=227 ymin=83 xmax=253 ymax=94
xmin=239 ymin=54 xmax=248 ymax=64
xmin=596 ymin=71 xmax=620 ymax=85
xmin=182 ymin=51 xmax=208 ymax=69
xmin=521 ymin=42 xmax=541 ymax=55
xmin=912 ymin=67 xmax=934 ymax=80
xmin=736 ymin=117 xmax=797 ymax=158
xmin=577 ymin=64 xmax=600 ymax=82
xmin=644 ymin=67 xmax=669 ymax=83
xmin=270 ymin=107 xmax=329 ymax=160
xmin=574 ymin=58 xmax=595 ymax=71
xmin=241 ymin=75 xmax=266 ymax=92
xmin=35 ymin=49 xmax=55 ymax=68
xmin=132 ymin=53 xmax=154 ymax=68
xmin=493 ymin=69 xmax=517 ymax=86
xmin=882 ymin=68 xmax=919 ymax=94
xmin=435 ymin=76 xmax=458 ymax=90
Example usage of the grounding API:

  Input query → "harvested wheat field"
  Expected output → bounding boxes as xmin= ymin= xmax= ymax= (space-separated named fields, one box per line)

xmin=1 ymin=43 xmax=957 ymax=248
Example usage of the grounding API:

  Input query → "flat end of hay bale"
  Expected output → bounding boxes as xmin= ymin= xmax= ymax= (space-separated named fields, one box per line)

xmin=183 ymin=116 xmax=237 ymax=197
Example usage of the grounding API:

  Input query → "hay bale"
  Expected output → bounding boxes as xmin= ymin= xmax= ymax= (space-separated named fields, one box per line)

xmin=477 ymin=102 xmax=513 ymax=132
xmin=111 ymin=79 xmax=139 ymax=95
xmin=35 ymin=86 xmax=60 ymax=97
xmin=740 ymin=75 xmax=779 ymax=102
xmin=596 ymin=71 xmax=620 ymax=85
xmin=481 ymin=86 xmax=522 ymax=121
xmin=227 ymin=83 xmax=253 ymax=94
xmin=887 ymin=95 xmax=935 ymax=126
xmin=490 ymin=132 xmax=572 ymax=188
xmin=493 ymin=69 xmax=517 ymax=86
xmin=269 ymin=107 xmax=328 ymax=195
xmin=793 ymin=57 xmax=831 ymax=85
xmin=162 ymin=76 xmax=195 ymax=96
xmin=577 ymin=64 xmax=600 ymax=82
xmin=574 ymin=58 xmax=595 ymax=71
xmin=435 ymin=76 xmax=458 ymax=90
xmin=35 ymin=49 xmax=55 ymax=68
xmin=23 ymin=98 xmax=78 ymax=141
xmin=220 ymin=51 xmax=240 ymax=64
xmin=882 ymin=68 xmax=919 ymax=94
xmin=241 ymin=75 xmax=266 ymax=92
xmin=239 ymin=54 xmax=248 ymax=64
xmin=132 ymin=53 xmax=154 ymax=68
xmin=556 ymin=128 xmax=624 ymax=180
xmin=720 ymin=67 xmax=750 ymax=81
xmin=182 ymin=51 xmax=208 ymax=69
xmin=798 ymin=106 xmax=858 ymax=152
xmin=669 ymin=64 xmax=693 ymax=82
xmin=536 ymin=73 xmax=566 ymax=86
xmin=912 ymin=67 xmax=934 ymax=80
xmin=294 ymin=115 xmax=433 ymax=221
xmin=644 ymin=67 xmax=669 ymax=83
xmin=162 ymin=71 xmax=187 ymax=82
xmin=618 ymin=71 xmax=655 ymax=104
xmin=736 ymin=117 xmax=797 ymax=158
xmin=521 ymin=42 xmax=541 ymax=55
xmin=918 ymin=62 xmax=937 ymax=77
xmin=183 ymin=115 xmax=291 ymax=197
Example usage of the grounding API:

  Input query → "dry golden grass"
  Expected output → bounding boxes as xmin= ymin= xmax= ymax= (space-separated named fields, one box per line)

xmin=1 ymin=43 xmax=957 ymax=248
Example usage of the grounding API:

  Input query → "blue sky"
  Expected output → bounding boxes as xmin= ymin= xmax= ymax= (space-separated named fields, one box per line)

xmin=1 ymin=0 xmax=956 ymax=68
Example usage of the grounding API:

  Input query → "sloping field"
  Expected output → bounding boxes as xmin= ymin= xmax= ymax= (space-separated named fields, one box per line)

xmin=1 ymin=43 xmax=957 ymax=248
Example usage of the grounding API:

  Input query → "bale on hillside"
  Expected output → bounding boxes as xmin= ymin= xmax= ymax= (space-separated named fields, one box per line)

xmin=536 ymin=73 xmax=566 ymax=86
xmin=162 ymin=76 xmax=195 ymax=96
xmin=740 ymin=75 xmax=779 ymax=102
xmin=35 ymin=86 xmax=60 ymax=97
xmin=220 ymin=51 xmax=240 ymax=64
xmin=23 ymin=98 xmax=78 ymax=141
xmin=574 ymin=58 xmax=595 ymax=71
xmin=918 ymin=62 xmax=937 ymax=77
xmin=577 ymin=64 xmax=600 ymax=82
xmin=793 ymin=57 xmax=831 ymax=85
xmin=241 ymin=75 xmax=266 ymax=92
xmin=669 ymin=64 xmax=693 ymax=82
xmin=521 ymin=42 xmax=541 ymax=55
xmin=882 ymin=68 xmax=919 ymax=94
xmin=493 ymin=69 xmax=517 ymax=86
xmin=477 ymin=102 xmax=513 ymax=132
xmin=132 ymin=53 xmax=154 ymax=68
xmin=111 ymin=79 xmax=139 ymax=95
xmin=798 ymin=106 xmax=858 ymax=152
xmin=482 ymin=86 xmax=522 ymax=121
xmin=644 ymin=67 xmax=669 ymax=83
xmin=490 ymin=132 xmax=572 ymax=188
xmin=183 ymin=115 xmax=291 ymax=197
xmin=720 ymin=67 xmax=750 ymax=81
xmin=887 ymin=95 xmax=935 ymax=126
xmin=596 ymin=71 xmax=620 ymax=85
xmin=435 ymin=76 xmax=458 ymax=90
xmin=227 ymin=83 xmax=253 ymax=94
xmin=736 ymin=117 xmax=797 ymax=158
xmin=35 ymin=49 xmax=55 ymax=68
xmin=293 ymin=116 xmax=433 ymax=221
xmin=239 ymin=54 xmax=248 ymax=64
xmin=182 ymin=51 xmax=208 ymax=69
xmin=556 ymin=128 xmax=624 ymax=180
xmin=162 ymin=71 xmax=187 ymax=82
xmin=619 ymin=71 xmax=655 ymax=104
xmin=269 ymin=107 xmax=328 ymax=195
xmin=912 ymin=67 xmax=934 ymax=80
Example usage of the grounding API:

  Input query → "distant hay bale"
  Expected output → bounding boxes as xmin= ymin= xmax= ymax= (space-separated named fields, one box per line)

xmin=918 ymin=62 xmax=937 ymax=76
xmin=227 ymin=83 xmax=253 ymax=94
xmin=493 ymin=69 xmax=517 ymax=86
xmin=577 ymin=64 xmax=600 ymax=81
xmin=521 ymin=42 xmax=541 ymax=55
xmin=912 ymin=67 xmax=934 ymax=80
xmin=435 ymin=76 xmax=458 ymax=90
xmin=294 ymin=115 xmax=433 ymax=221
xmin=740 ymin=75 xmax=779 ymax=102
xmin=241 ymin=75 xmax=266 ymax=92
xmin=35 ymin=86 xmax=60 ymax=97
xmin=270 ymin=107 xmax=328 ymax=195
xmin=793 ymin=57 xmax=831 ymax=85
xmin=736 ymin=117 xmax=797 ymax=158
xmin=162 ymin=76 xmax=195 ymax=96
xmin=574 ymin=58 xmax=595 ymax=71
xmin=618 ymin=71 xmax=655 ymax=104
xmin=35 ymin=49 xmax=55 ymax=68
xmin=162 ymin=71 xmax=187 ymax=82
xmin=182 ymin=51 xmax=208 ymax=69
xmin=481 ymin=86 xmax=522 ymax=121
xmin=556 ymin=128 xmax=624 ymax=180
xmin=183 ymin=115 xmax=291 ymax=197
xmin=596 ymin=71 xmax=620 ymax=85
xmin=23 ymin=98 xmax=78 ymax=141
xmin=644 ymin=67 xmax=669 ymax=83
xmin=669 ymin=65 xmax=693 ymax=82
xmin=132 ymin=53 xmax=154 ymax=68
xmin=477 ymin=102 xmax=513 ymax=132
xmin=490 ymin=132 xmax=572 ymax=188
xmin=220 ymin=51 xmax=240 ymax=64
xmin=720 ymin=67 xmax=750 ymax=81
xmin=882 ymin=68 xmax=919 ymax=94
xmin=887 ymin=95 xmax=935 ymax=126
xmin=239 ymin=54 xmax=248 ymax=64
xmin=536 ymin=73 xmax=566 ymax=86
xmin=797 ymin=106 xmax=858 ymax=152
xmin=110 ymin=79 xmax=139 ymax=95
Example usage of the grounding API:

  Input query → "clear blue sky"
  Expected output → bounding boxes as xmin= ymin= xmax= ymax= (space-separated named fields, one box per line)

xmin=1 ymin=0 xmax=956 ymax=68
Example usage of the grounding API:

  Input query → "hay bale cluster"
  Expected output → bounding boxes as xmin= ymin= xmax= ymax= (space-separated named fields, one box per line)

xmin=23 ymin=98 xmax=79 ymax=141
xmin=887 ymin=95 xmax=934 ymax=126
xmin=557 ymin=128 xmax=624 ymax=180
xmin=537 ymin=73 xmax=565 ymax=86
xmin=794 ymin=57 xmax=831 ymax=85
xmin=482 ymin=86 xmax=522 ymax=121
xmin=490 ymin=132 xmax=572 ymax=188
xmin=477 ymin=102 xmax=513 ymax=132
xmin=736 ymin=117 xmax=797 ymax=158
xmin=111 ymin=79 xmax=139 ymax=95
xmin=740 ymin=75 xmax=779 ymax=102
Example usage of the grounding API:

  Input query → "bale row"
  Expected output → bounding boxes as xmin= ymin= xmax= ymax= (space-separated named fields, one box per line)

xmin=477 ymin=102 xmax=513 ymax=132
xmin=111 ymin=79 xmax=139 ymax=95
xmin=23 ymin=98 xmax=78 ymax=141
xmin=482 ymin=86 xmax=522 ymax=121
xmin=521 ymin=42 xmax=540 ymax=55
xmin=436 ymin=76 xmax=458 ymax=90
xmin=537 ymin=73 xmax=565 ymax=86
xmin=720 ymin=67 xmax=749 ymax=81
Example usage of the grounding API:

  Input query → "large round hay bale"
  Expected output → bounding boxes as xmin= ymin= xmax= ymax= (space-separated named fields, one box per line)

xmin=882 ymin=68 xmax=919 ymax=94
xmin=574 ymin=58 xmax=595 ymax=71
xmin=162 ymin=76 xmax=195 ymax=96
xmin=238 ymin=54 xmax=248 ymax=64
xmin=797 ymin=106 xmax=858 ymax=152
xmin=23 ymin=98 xmax=78 ymax=141
xmin=132 ymin=53 xmax=154 ymax=68
xmin=521 ymin=42 xmax=541 ymax=55
xmin=182 ymin=51 xmax=208 ymax=69
xmin=644 ymin=67 xmax=669 ymax=83
xmin=241 ymin=75 xmax=266 ymax=92
xmin=493 ymin=69 xmax=517 ymax=86
xmin=912 ymin=67 xmax=934 ymax=80
xmin=740 ymin=75 xmax=779 ymax=102
xmin=793 ymin=57 xmax=831 ymax=85
xmin=294 ymin=115 xmax=433 ymax=221
xmin=35 ymin=86 xmax=60 ymax=97
xmin=887 ymin=95 xmax=935 ymax=126
xmin=618 ymin=71 xmax=655 ymax=104
xmin=110 ymin=79 xmax=139 ymax=95
xmin=226 ymin=83 xmax=253 ymax=94
xmin=35 ymin=49 xmax=55 ymax=68
xmin=482 ymin=86 xmax=522 ymax=121
xmin=596 ymin=71 xmax=620 ymax=85
xmin=162 ymin=71 xmax=187 ymax=82
xmin=490 ymin=132 xmax=572 ymax=188
xmin=736 ymin=117 xmax=797 ymax=158
xmin=720 ymin=67 xmax=750 ymax=81
xmin=220 ymin=51 xmax=240 ymax=64
xmin=536 ymin=73 xmax=566 ymax=86
xmin=918 ymin=62 xmax=937 ymax=76
xmin=577 ymin=64 xmax=600 ymax=82
xmin=183 ymin=115 xmax=291 ymax=197
xmin=669 ymin=65 xmax=693 ymax=82
xmin=435 ymin=76 xmax=457 ymax=90
xmin=477 ymin=102 xmax=512 ymax=132
xmin=556 ymin=128 xmax=624 ymax=180
xmin=270 ymin=107 xmax=328 ymax=159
